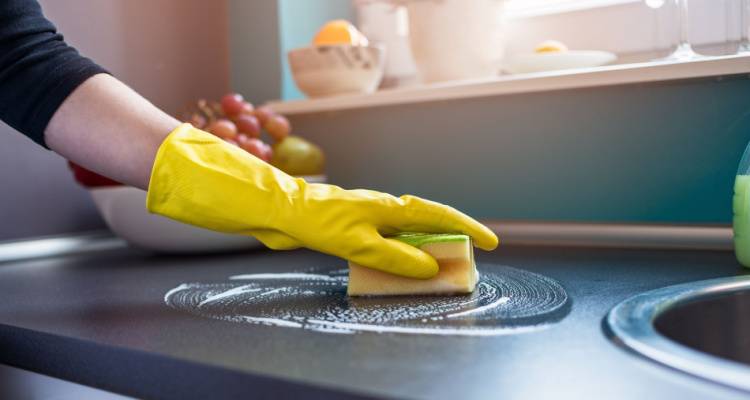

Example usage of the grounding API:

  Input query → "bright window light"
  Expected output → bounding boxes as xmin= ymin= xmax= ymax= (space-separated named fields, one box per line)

xmin=506 ymin=0 xmax=639 ymax=18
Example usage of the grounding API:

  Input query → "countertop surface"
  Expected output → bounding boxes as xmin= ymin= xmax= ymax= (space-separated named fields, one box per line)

xmin=0 ymin=238 xmax=748 ymax=399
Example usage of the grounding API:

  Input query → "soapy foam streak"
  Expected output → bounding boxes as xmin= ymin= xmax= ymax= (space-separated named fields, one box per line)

xmin=165 ymin=264 xmax=569 ymax=337
xmin=198 ymin=285 xmax=262 ymax=307
xmin=230 ymin=273 xmax=343 ymax=281
xmin=164 ymin=283 xmax=191 ymax=304
xmin=240 ymin=316 xmax=303 ymax=328
xmin=305 ymin=319 xmax=542 ymax=336
xmin=446 ymin=296 xmax=510 ymax=318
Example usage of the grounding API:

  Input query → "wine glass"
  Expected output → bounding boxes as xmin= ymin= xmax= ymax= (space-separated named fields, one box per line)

xmin=738 ymin=0 xmax=750 ymax=54
xmin=646 ymin=0 xmax=704 ymax=61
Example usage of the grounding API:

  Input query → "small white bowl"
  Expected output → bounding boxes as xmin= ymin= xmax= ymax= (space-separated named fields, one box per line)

xmin=89 ymin=175 xmax=327 ymax=253
xmin=288 ymin=44 xmax=385 ymax=98
xmin=505 ymin=51 xmax=617 ymax=74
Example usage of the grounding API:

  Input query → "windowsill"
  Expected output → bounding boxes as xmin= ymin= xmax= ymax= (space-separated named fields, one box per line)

xmin=266 ymin=54 xmax=750 ymax=116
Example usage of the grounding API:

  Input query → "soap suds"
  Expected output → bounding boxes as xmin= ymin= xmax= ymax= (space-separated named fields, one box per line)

xmin=446 ymin=296 xmax=510 ymax=318
xmin=165 ymin=264 xmax=569 ymax=336
xmin=230 ymin=273 xmax=342 ymax=281
xmin=198 ymin=285 xmax=262 ymax=307
xmin=164 ymin=283 xmax=191 ymax=304
xmin=239 ymin=316 xmax=303 ymax=328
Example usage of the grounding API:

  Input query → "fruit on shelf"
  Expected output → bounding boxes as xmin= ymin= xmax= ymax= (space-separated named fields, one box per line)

xmin=313 ymin=19 xmax=369 ymax=46
xmin=220 ymin=93 xmax=245 ymax=116
xmin=188 ymin=113 xmax=207 ymax=129
xmin=237 ymin=135 xmax=272 ymax=161
xmin=195 ymin=99 xmax=218 ymax=121
xmin=253 ymin=106 xmax=274 ymax=125
xmin=271 ymin=136 xmax=325 ymax=176
xmin=239 ymin=102 xmax=254 ymax=115
xmin=206 ymin=119 xmax=238 ymax=141
xmin=180 ymin=92 xmax=324 ymax=176
xmin=264 ymin=114 xmax=291 ymax=142
xmin=534 ymin=40 xmax=568 ymax=54
xmin=233 ymin=114 xmax=261 ymax=138
xmin=260 ymin=142 xmax=273 ymax=162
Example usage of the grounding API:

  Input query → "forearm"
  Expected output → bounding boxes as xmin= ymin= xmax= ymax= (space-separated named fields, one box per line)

xmin=45 ymin=74 xmax=180 ymax=190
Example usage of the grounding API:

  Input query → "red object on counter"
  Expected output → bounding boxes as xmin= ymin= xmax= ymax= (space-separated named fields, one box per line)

xmin=68 ymin=161 xmax=123 ymax=188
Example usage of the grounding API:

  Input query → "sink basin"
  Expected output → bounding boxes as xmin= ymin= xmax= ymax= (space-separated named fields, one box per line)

xmin=605 ymin=275 xmax=750 ymax=392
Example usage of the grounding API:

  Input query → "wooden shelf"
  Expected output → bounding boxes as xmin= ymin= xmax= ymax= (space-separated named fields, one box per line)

xmin=267 ymin=54 xmax=750 ymax=115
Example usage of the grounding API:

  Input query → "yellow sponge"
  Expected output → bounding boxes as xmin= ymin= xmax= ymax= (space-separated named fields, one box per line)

xmin=347 ymin=233 xmax=477 ymax=296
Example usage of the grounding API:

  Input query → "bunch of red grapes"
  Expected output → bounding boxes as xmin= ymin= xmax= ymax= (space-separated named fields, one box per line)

xmin=186 ymin=92 xmax=291 ymax=162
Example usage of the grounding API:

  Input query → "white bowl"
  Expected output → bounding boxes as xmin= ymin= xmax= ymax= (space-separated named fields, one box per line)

xmin=288 ymin=44 xmax=385 ymax=98
xmin=505 ymin=51 xmax=617 ymax=74
xmin=89 ymin=175 xmax=327 ymax=253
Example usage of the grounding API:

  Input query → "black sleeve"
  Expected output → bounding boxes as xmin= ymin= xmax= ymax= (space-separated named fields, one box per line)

xmin=0 ymin=0 xmax=108 ymax=148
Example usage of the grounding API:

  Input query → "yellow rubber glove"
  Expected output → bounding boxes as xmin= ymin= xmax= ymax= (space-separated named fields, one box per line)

xmin=147 ymin=124 xmax=498 ymax=278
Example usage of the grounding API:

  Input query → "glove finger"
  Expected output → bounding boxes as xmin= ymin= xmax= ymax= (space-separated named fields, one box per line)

xmin=391 ymin=195 xmax=499 ymax=251
xmin=348 ymin=231 xmax=439 ymax=279
xmin=250 ymin=229 xmax=302 ymax=250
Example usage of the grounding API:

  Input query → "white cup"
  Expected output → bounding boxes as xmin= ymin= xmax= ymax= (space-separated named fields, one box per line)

xmin=403 ymin=0 xmax=506 ymax=83
xmin=355 ymin=1 xmax=419 ymax=88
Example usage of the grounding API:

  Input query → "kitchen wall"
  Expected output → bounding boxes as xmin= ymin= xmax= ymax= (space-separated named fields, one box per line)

xmin=228 ymin=0 xmax=282 ymax=104
xmin=0 ymin=0 xmax=230 ymax=241
xmin=289 ymin=75 xmax=750 ymax=224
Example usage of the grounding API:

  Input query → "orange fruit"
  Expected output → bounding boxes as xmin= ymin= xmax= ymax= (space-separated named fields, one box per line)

xmin=313 ymin=20 xmax=369 ymax=46
xmin=534 ymin=40 xmax=568 ymax=54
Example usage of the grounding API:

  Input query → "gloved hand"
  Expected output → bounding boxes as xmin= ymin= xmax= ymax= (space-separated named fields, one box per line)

xmin=147 ymin=124 xmax=498 ymax=278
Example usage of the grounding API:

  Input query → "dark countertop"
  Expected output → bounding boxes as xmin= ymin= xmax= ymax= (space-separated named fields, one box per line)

xmin=0 ymin=363 xmax=129 ymax=400
xmin=0 ymin=239 xmax=748 ymax=400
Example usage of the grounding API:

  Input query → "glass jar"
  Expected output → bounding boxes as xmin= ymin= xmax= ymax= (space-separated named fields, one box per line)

xmin=733 ymin=144 xmax=750 ymax=266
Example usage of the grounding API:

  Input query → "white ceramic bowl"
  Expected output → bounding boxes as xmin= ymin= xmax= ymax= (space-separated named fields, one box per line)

xmin=89 ymin=175 xmax=326 ymax=253
xmin=288 ymin=44 xmax=385 ymax=98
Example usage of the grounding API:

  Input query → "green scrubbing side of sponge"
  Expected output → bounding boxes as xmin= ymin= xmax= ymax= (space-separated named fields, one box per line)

xmin=390 ymin=232 xmax=469 ymax=248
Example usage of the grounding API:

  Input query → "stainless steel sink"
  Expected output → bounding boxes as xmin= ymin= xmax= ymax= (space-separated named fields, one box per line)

xmin=605 ymin=275 xmax=750 ymax=392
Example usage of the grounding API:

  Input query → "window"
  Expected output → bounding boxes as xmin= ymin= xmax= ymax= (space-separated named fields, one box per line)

xmin=504 ymin=0 xmax=738 ymax=60
xmin=506 ymin=0 xmax=638 ymax=18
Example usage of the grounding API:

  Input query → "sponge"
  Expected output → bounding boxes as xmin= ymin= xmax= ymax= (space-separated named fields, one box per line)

xmin=347 ymin=233 xmax=478 ymax=296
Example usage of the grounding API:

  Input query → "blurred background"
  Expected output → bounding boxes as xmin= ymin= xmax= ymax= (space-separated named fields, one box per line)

xmin=1 ymin=0 xmax=749 ymax=242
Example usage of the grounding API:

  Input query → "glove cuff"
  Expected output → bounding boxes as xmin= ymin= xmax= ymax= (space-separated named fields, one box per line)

xmin=146 ymin=123 xmax=299 ymax=234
